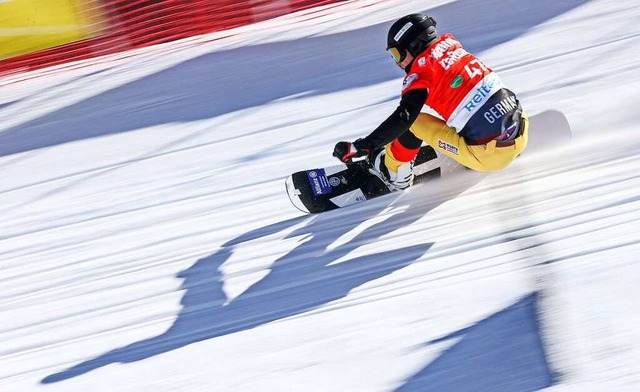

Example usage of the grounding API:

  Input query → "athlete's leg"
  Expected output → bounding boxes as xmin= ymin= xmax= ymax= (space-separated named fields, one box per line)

xmin=384 ymin=131 xmax=421 ymax=171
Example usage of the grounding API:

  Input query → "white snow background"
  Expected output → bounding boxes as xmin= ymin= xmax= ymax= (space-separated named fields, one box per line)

xmin=1 ymin=0 xmax=639 ymax=391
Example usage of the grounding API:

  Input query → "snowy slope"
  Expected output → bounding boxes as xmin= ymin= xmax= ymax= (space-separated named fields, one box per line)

xmin=1 ymin=0 xmax=640 ymax=391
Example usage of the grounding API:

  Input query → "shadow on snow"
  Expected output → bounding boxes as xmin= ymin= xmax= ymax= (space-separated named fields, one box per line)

xmin=43 ymin=167 xmax=556 ymax=390
xmin=42 ymin=189 xmax=438 ymax=384
xmin=395 ymin=293 xmax=555 ymax=392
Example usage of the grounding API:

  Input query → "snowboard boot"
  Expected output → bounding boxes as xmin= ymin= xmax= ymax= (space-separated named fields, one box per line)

xmin=368 ymin=147 xmax=414 ymax=191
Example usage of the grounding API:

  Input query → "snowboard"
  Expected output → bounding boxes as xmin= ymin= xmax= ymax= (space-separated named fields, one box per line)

xmin=286 ymin=110 xmax=571 ymax=214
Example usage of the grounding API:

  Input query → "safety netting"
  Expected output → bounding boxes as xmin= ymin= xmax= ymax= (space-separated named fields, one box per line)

xmin=0 ymin=0 xmax=346 ymax=76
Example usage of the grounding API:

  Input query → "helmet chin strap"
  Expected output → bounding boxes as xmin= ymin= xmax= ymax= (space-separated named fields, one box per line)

xmin=400 ymin=51 xmax=416 ymax=74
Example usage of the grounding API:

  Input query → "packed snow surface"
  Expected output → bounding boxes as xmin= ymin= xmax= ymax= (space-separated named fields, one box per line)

xmin=1 ymin=0 xmax=639 ymax=391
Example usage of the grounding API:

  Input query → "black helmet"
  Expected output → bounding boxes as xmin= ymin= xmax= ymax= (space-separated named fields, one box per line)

xmin=386 ymin=14 xmax=437 ymax=63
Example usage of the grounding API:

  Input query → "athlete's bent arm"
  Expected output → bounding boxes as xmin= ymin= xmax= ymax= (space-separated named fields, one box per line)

xmin=333 ymin=88 xmax=427 ymax=162
xmin=360 ymin=88 xmax=427 ymax=150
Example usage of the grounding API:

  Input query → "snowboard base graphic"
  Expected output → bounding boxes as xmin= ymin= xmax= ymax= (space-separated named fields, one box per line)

xmin=286 ymin=146 xmax=440 ymax=213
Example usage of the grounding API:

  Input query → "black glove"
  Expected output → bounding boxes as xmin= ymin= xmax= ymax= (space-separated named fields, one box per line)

xmin=333 ymin=138 xmax=371 ymax=163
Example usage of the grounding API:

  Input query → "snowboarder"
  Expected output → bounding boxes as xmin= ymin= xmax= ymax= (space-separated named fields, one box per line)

xmin=333 ymin=14 xmax=529 ymax=190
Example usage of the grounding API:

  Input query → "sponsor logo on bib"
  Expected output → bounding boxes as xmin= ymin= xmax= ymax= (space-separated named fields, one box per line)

xmin=450 ymin=75 xmax=463 ymax=88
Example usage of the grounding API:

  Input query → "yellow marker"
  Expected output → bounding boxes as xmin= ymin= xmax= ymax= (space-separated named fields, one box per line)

xmin=0 ymin=0 xmax=101 ymax=59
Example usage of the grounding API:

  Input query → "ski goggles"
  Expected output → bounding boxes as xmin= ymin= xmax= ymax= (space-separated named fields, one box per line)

xmin=388 ymin=47 xmax=406 ymax=63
